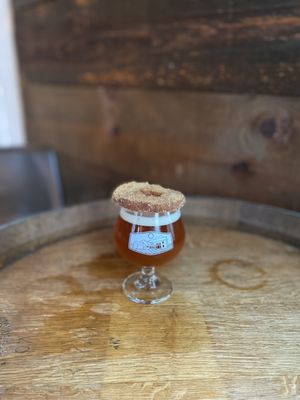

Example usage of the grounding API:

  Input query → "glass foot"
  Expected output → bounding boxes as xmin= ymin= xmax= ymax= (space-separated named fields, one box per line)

xmin=122 ymin=266 xmax=172 ymax=304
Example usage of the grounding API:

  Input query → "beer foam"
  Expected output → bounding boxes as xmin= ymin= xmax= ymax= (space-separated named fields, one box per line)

xmin=120 ymin=208 xmax=181 ymax=227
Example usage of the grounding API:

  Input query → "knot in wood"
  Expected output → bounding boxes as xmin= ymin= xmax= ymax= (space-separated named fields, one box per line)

xmin=255 ymin=110 xmax=293 ymax=145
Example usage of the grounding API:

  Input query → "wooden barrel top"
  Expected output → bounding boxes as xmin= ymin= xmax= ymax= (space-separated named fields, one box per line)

xmin=0 ymin=198 xmax=299 ymax=399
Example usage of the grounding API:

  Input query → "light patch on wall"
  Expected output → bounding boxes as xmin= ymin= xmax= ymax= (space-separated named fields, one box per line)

xmin=0 ymin=0 xmax=26 ymax=147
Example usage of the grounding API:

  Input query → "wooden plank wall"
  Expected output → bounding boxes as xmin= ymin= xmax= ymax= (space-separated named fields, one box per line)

xmin=14 ymin=0 xmax=300 ymax=95
xmin=13 ymin=0 xmax=300 ymax=209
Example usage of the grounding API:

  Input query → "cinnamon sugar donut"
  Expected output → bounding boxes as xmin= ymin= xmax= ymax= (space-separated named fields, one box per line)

xmin=112 ymin=182 xmax=185 ymax=214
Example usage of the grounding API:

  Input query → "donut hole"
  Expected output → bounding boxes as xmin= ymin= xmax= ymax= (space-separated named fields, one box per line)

xmin=140 ymin=189 xmax=163 ymax=197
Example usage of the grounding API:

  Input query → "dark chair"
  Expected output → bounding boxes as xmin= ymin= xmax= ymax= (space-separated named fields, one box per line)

xmin=0 ymin=148 xmax=64 ymax=224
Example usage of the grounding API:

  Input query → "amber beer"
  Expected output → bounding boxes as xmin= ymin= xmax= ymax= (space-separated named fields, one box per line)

xmin=114 ymin=208 xmax=185 ymax=266
xmin=112 ymin=181 xmax=186 ymax=304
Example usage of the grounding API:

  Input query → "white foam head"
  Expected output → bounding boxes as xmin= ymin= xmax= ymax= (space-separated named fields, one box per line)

xmin=120 ymin=208 xmax=181 ymax=227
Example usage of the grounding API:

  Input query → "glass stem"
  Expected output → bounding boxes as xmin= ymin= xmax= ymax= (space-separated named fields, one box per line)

xmin=136 ymin=266 xmax=159 ymax=289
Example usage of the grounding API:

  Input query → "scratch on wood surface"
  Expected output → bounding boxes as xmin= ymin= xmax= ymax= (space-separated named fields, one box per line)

xmin=281 ymin=375 xmax=300 ymax=396
xmin=90 ymin=303 xmax=119 ymax=314
xmin=172 ymin=389 xmax=188 ymax=400
xmin=15 ymin=337 xmax=31 ymax=353
xmin=91 ymin=303 xmax=129 ymax=317
xmin=0 ymin=317 xmax=10 ymax=355
xmin=150 ymin=382 xmax=171 ymax=400
xmin=109 ymin=336 xmax=121 ymax=350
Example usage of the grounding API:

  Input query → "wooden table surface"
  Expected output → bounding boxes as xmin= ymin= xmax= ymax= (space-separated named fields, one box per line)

xmin=0 ymin=198 xmax=299 ymax=399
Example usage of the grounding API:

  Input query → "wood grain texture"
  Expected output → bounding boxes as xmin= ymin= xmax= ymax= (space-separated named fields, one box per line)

xmin=13 ymin=0 xmax=300 ymax=95
xmin=0 ymin=199 xmax=299 ymax=399
xmin=24 ymin=82 xmax=300 ymax=210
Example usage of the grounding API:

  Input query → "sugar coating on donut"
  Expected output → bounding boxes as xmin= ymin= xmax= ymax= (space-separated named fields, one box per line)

xmin=112 ymin=181 xmax=185 ymax=214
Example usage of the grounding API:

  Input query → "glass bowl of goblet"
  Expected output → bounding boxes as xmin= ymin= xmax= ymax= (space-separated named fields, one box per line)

xmin=114 ymin=206 xmax=185 ymax=304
